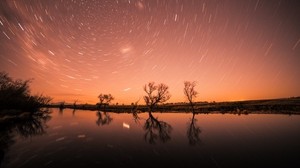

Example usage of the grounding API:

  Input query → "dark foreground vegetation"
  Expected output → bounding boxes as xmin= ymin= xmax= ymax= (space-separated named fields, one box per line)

xmin=0 ymin=72 xmax=51 ymax=116
xmin=0 ymin=72 xmax=52 ymax=166
xmin=0 ymin=109 xmax=51 ymax=166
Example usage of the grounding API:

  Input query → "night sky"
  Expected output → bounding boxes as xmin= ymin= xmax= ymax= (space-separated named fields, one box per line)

xmin=1 ymin=0 xmax=299 ymax=104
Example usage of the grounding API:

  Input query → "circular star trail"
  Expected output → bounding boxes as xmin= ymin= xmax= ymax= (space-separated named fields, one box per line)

xmin=1 ymin=0 xmax=299 ymax=104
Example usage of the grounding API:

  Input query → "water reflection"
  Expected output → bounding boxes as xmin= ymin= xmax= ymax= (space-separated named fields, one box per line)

xmin=187 ymin=112 xmax=201 ymax=145
xmin=132 ymin=108 xmax=172 ymax=144
xmin=2 ymin=109 xmax=300 ymax=167
xmin=0 ymin=129 xmax=14 ymax=168
xmin=72 ymin=108 xmax=76 ymax=116
xmin=132 ymin=110 xmax=141 ymax=123
xmin=131 ymin=102 xmax=141 ymax=124
xmin=144 ymin=112 xmax=172 ymax=144
xmin=0 ymin=110 xmax=51 ymax=167
xmin=96 ymin=111 xmax=113 ymax=126
xmin=59 ymin=107 xmax=64 ymax=116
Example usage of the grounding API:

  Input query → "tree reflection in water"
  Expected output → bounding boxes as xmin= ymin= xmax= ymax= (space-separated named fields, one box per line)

xmin=96 ymin=111 xmax=113 ymax=126
xmin=187 ymin=112 xmax=201 ymax=146
xmin=0 ymin=109 xmax=51 ymax=166
xmin=144 ymin=112 xmax=172 ymax=144
xmin=132 ymin=109 xmax=172 ymax=144
xmin=59 ymin=108 xmax=64 ymax=116
xmin=72 ymin=108 xmax=76 ymax=116
xmin=131 ymin=100 xmax=141 ymax=124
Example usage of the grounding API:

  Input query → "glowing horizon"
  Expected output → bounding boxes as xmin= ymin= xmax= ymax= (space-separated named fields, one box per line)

xmin=1 ymin=0 xmax=299 ymax=105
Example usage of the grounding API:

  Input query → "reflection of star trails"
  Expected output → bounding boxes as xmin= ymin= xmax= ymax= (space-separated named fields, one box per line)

xmin=78 ymin=134 xmax=86 ymax=138
xmin=123 ymin=122 xmax=130 ymax=129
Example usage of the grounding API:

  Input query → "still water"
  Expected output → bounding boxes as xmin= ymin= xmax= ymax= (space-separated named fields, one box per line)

xmin=1 ymin=108 xmax=300 ymax=168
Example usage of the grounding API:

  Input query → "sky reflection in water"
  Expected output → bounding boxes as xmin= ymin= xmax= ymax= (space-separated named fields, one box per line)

xmin=1 ymin=109 xmax=300 ymax=167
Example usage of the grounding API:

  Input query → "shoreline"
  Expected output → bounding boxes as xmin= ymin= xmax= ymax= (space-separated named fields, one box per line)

xmin=1 ymin=97 xmax=299 ymax=118
xmin=47 ymin=97 xmax=300 ymax=114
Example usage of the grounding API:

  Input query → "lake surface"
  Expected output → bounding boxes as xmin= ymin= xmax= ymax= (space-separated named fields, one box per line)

xmin=1 ymin=108 xmax=300 ymax=168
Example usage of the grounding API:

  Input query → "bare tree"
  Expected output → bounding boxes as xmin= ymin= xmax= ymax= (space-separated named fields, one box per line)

xmin=98 ymin=93 xmax=114 ymax=111
xmin=184 ymin=81 xmax=198 ymax=112
xmin=73 ymin=100 xmax=78 ymax=108
xmin=143 ymin=82 xmax=171 ymax=112
xmin=98 ymin=94 xmax=114 ymax=105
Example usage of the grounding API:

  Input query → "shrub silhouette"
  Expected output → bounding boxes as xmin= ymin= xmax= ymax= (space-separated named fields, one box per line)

xmin=0 ymin=72 xmax=51 ymax=113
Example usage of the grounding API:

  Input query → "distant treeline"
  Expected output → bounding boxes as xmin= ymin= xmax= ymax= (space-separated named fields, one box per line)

xmin=49 ymin=97 xmax=300 ymax=114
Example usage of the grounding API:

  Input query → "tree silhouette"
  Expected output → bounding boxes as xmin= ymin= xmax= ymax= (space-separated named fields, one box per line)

xmin=97 ymin=93 xmax=114 ymax=111
xmin=184 ymin=81 xmax=198 ymax=112
xmin=0 ymin=72 xmax=51 ymax=113
xmin=143 ymin=82 xmax=171 ymax=113
xmin=73 ymin=100 xmax=78 ymax=109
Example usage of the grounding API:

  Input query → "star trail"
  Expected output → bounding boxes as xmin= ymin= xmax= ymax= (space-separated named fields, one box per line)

xmin=1 ymin=0 xmax=299 ymax=104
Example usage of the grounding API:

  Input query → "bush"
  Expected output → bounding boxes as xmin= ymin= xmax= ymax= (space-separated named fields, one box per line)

xmin=0 ymin=72 xmax=51 ymax=113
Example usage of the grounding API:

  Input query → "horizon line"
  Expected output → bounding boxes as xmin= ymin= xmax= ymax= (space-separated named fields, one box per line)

xmin=49 ymin=96 xmax=300 ymax=105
